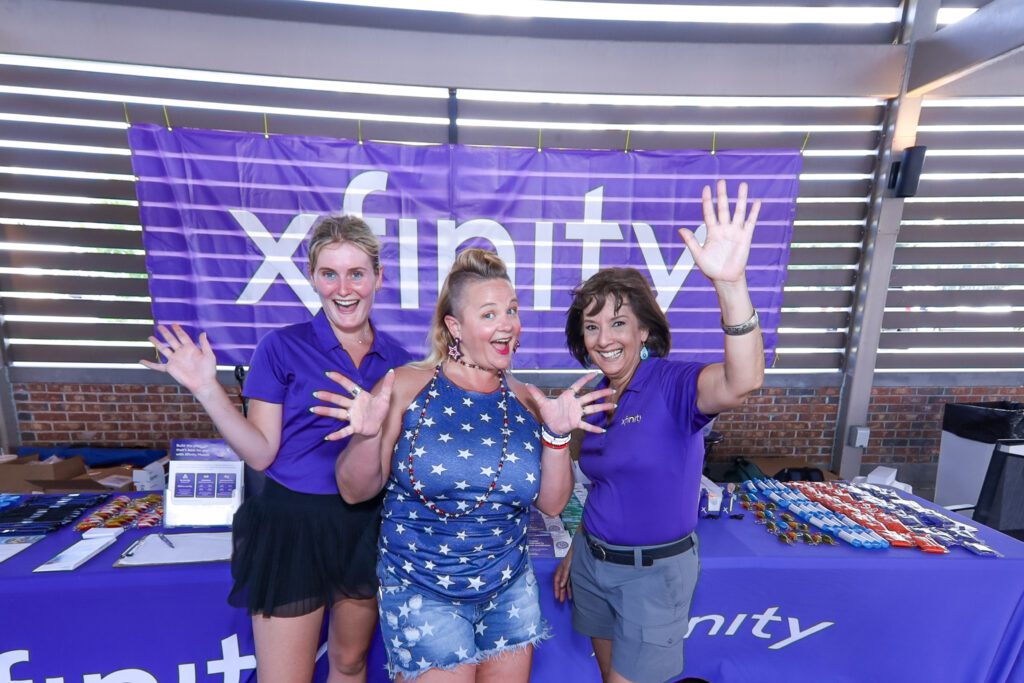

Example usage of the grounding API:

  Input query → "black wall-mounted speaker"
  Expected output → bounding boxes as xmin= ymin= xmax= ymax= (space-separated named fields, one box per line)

xmin=888 ymin=145 xmax=927 ymax=198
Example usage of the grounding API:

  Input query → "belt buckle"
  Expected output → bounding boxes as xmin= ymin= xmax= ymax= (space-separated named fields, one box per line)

xmin=591 ymin=541 xmax=607 ymax=561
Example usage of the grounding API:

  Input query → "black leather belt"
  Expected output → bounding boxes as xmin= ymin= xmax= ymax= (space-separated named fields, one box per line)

xmin=586 ymin=533 xmax=694 ymax=567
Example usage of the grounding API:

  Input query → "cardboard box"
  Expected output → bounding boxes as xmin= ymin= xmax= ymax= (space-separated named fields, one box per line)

xmin=745 ymin=456 xmax=839 ymax=482
xmin=0 ymin=455 xmax=87 ymax=493
xmin=27 ymin=466 xmax=136 ymax=494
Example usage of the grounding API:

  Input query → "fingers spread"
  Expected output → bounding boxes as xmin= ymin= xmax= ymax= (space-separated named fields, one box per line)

xmin=734 ymin=181 xmax=749 ymax=225
xmin=314 ymin=390 xmax=352 ymax=408
xmin=170 ymin=323 xmax=194 ymax=348
xmin=577 ymin=421 xmax=607 ymax=435
xmin=579 ymin=387 xmax=615 ymax=405
xmin=325 ymin=370 xmax=359 ymax=395
xmin=525 ymin=383 xmax=545 ymax=408
xmin=746 ymin=199 xmax=762 ymax=231
xmin=701 ymin=184 xmax=716 ymax=228
xmin=149 ymin=336 xmax=171 ymax=358
xmin=325 ymin=426 xmax=354 ymax=441
xmin=716 ymin=179 xmax=730 ymax=225
xmin=156 ymin=325 xmax=178 ymax=349
xmin=378 ymin=368 xmax=396 ymax=403
xmin=311 ymin=405 xmax=348 ymax=420
xmin=569 ymin=371 xmax=599 ymax=395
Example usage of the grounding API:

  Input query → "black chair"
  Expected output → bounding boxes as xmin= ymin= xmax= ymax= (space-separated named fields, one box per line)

xmin=703 ymin=430 xmax=724 ymax=458
xmin=953 ymin=439 xmax=1024 ymax=541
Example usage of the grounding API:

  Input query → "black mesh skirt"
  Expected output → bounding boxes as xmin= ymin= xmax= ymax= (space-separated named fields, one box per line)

xmin=228 ymin=476 xmax=383 ymax=617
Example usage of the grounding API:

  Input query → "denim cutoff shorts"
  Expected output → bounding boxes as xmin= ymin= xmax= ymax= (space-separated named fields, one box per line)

xmin=377 ymin=564 xmax=550 ymax=679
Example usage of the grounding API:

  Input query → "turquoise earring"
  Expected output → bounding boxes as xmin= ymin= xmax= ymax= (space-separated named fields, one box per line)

xmin=640 ymin=344 xmax=650 ymax=361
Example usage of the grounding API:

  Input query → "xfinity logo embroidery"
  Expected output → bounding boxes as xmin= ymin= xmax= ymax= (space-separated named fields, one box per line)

xmin=687 ymin=606 xmax=834 ymax=650
xmin=0 ymin=634 xmax=254 ymax=683
xmin=620 ymin=414 xmax=643 ymax=426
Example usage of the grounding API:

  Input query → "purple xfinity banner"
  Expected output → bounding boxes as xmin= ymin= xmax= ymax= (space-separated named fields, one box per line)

xmin=128 ymin=124 xmax=800 ymax=369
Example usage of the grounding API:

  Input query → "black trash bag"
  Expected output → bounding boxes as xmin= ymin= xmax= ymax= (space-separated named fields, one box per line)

xmin=776 ymin=466 xmax=825 ymax=483
xmin=719 ymin=456 xmax=767 ymax=483
xmin=942 ymin=402 xmax=1024 ymax=444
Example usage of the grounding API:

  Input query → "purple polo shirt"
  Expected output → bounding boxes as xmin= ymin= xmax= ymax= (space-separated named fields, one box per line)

xmin=243 ymin=310 xmax=411 ymax=495
xmin=579 ymin=357 xmax=712 ymax=545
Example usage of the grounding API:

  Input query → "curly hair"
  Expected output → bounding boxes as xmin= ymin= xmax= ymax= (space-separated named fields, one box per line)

xmin=565 ymin=268 xmax=670 ymax=367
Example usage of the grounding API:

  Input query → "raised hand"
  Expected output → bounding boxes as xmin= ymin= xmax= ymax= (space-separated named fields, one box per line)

xmin=525 ymin=372 xmax=615 ymax=436
xmin=678 ymin=179 xmax=761 ymax=285
xmin=312 ymin=369 xmax=395 ymax=441
xmin=141 ymin=324 xmax=218 ymax=395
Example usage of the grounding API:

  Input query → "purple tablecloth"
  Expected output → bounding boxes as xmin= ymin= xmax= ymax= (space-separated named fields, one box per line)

xmin=2 ymin=494 xmax=1023 ymax=682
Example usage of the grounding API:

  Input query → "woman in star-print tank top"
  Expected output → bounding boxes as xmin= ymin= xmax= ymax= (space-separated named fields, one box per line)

xmin=316 ymin=249 xmax=615 ymax=682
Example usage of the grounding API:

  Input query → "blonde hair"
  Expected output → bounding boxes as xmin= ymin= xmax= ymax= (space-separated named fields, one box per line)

xmin=416 ymin=248 xmax=511 ymax=368
xmin=307 ymin=215 xmax=381 ymax=275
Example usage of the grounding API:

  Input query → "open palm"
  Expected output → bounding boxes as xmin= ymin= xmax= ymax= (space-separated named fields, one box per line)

xmin=679 ymin=179 xmax=761 ymax=285
xmin=141 ymin=324 xmax=217 ymax=394
xmin=313 ymin=370 xmax=395 ymax=441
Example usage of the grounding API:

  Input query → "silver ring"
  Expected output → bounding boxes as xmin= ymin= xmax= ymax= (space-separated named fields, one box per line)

xmin=350 ymin=386 xmax=362 ymax=397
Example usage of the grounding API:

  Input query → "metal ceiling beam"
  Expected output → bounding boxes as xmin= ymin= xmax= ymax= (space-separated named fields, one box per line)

xmin=909 ymin=0 xmax=1024 ymax=96
xmin=1 ymin=0 xmax=906 ymax=96
xmin=830 ymin=0 xmax=938 ymax=479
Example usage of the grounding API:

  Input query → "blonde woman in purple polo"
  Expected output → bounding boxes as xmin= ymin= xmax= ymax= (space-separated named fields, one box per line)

xmin=144 ymin=215 xmax=411 ymax=683
xmin=553 ymin=181 xmax=765 ymax=683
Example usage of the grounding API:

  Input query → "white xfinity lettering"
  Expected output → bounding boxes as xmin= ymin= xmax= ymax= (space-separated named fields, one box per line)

xmin=341 ymin=171 xmax=388 ymax=238
xmin=232 ymin=171 xmax=390 ymax=312
xmin=632 ymin=221 xmax=707 ymax=311
xmin=436 ymin=218 xmax=517 ymax=294
xmin=2 ymin=633 xmax=255 ymax=683
xmin=230 ymin=178 xmax=711 ymax=313
xmin=565 ymin=187 xmax=623 ymax=283
xmin=686 ymin=606 xmax=834 ymax=650
xmin=231 ymin=210 xmax=320 ymax=313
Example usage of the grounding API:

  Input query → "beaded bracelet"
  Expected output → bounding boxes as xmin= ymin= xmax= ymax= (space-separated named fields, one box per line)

xmin=541 ymin=424 xmax=572 ymax=449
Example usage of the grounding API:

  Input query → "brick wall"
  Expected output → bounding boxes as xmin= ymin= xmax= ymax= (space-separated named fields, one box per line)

xmin=14 ymin=382 xmax=242 ymax=447
xmin=12 ymin=381 xmax=1024 ymax=496
xmin=710 ymin=386 xmax=840 ymax=467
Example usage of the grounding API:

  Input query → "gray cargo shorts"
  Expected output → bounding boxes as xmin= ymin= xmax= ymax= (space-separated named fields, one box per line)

xmin=569 ymin=530 xmax=701 ymax=683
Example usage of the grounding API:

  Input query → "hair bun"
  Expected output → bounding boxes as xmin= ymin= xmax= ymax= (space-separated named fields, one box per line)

xmin=450 ymin=248 xmax=508 ymax=280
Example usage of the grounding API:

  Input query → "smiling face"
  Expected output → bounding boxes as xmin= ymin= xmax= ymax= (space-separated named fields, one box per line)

xmin=444 ymin=278 xmax=520 ymax=372
xmin=582 ymin=295 xmax=649 ymax=388
xmin=311 ymin=241 xmax=382 ymax=336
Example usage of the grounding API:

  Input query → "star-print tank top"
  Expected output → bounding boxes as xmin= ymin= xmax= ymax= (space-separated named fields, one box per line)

xmin=379 ymin=366 xmax=541 ymax=601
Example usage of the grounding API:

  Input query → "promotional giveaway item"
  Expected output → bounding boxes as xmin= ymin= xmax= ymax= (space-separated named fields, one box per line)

xmin=0 ymin=534 xmax=45 ymax=563
xmin=740 ymin=478 xmax=1002 ymax=556
xmin=0 ymin=493 xmax=110 ymax=536
xmin=75 ymin=493 xmax=163 ymax=531
xmin=559 ymin=483 xmax=586 ymax=535
xmin=33 ymin=535 xmax=119 ymax=572
xmin=164 ymin=440 xmax=243 ymax=527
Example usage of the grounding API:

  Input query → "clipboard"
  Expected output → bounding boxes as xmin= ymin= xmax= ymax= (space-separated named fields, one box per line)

xmin=113 ymin=531 xmax=232 ymax=567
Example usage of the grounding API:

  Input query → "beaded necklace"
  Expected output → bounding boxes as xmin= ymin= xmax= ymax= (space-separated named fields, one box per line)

xmin=404 ymin=363 xmax=511 ymax=520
